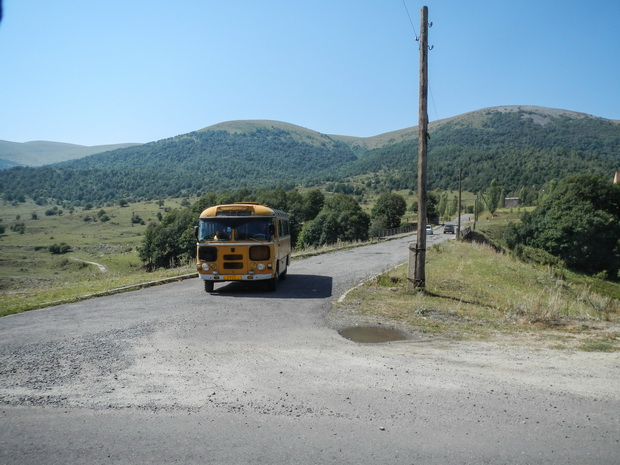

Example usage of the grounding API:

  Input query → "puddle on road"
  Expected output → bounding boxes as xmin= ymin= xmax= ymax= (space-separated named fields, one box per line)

xmin=338 ymin=326 xmax=408 ymax=343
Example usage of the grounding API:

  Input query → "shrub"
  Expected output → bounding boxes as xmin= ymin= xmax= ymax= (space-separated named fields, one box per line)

xmin=10 ymin=222 xmax=26 ymax=234
xmin=49 ymin=243 xmax=72 ymax=254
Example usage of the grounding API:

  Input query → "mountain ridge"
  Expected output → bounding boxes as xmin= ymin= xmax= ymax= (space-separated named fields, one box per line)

xmin=0 ymin=140 xmax=142 ymax=167
xmin=1 ymin=106 xmax=618 ymax=203
xmin=2 ymin=105 xmax=618 ymax=166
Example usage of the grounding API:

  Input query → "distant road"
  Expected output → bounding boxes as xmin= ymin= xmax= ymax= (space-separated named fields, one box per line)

xmin=1 ymin=232 xmax=618 ymax=465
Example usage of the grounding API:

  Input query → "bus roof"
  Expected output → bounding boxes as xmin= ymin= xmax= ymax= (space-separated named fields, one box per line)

xmin=199 ymin=202 xmax=288 ymax=219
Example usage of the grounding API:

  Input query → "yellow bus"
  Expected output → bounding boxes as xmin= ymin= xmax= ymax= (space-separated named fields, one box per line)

xmin=195 ymin=202 xmax=291 ymax=292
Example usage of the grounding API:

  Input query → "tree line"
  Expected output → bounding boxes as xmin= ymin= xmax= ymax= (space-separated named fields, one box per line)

xmin=144 ymin=174 xmax=620 ymax=283
xmin=138 ymin=189 xmax=418 ymax=270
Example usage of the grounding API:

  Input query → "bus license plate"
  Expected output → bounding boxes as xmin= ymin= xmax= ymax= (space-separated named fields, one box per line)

xmin=224 ymin=275 xmax=242 ymax=280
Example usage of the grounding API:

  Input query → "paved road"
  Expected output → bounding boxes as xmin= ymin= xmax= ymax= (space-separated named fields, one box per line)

xmin=1 ymin=231 xmax=619 ymax=464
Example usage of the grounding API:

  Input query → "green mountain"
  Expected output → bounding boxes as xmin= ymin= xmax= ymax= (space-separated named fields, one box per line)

xmin=336 ymin=106 xmax=620 ymax=193
xmin=1 ymin=106 xmax=619 ymax=204
xmin=0 ymin=121 xmax=357 ymax=202
xmin=0 ymin=140 xmax=141 ymax=167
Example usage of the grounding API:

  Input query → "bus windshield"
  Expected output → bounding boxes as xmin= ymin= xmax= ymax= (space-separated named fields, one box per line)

xmin=198 ymin=218 xmax=272 ymax=242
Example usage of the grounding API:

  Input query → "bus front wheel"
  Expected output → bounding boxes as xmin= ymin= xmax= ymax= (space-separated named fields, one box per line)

xmin=204 ymin=281 xmax=214 ymax=293
xmin=266 ymin=276 xmax=277 ymax=292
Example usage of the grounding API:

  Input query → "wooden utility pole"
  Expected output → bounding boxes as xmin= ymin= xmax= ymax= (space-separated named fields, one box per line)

xmin=408 ymin=5 xmax=429 ymax=288
xmin=457 ymin=168 xmax=462 ymax=239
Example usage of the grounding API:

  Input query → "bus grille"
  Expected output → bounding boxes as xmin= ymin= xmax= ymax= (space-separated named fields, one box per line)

xmin=223 ymin=263 xmax=243 ymax=270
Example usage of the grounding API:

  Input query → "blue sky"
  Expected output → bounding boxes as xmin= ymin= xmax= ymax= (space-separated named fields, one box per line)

xmin=1 ymin=0 xmax=618 ymax=146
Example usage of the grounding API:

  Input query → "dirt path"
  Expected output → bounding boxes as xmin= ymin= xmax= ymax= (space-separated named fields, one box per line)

xmin=70 ymin=257 xmax=107 ymax=272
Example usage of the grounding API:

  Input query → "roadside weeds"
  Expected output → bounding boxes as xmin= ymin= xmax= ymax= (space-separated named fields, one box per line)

xmin=331 ymin=240 xmax=620 ymax=352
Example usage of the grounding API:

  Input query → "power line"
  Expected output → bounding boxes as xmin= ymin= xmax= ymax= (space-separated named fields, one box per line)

xmin=429 ymin=85 xmax=439 ymax=121
xmin=401 ymin=0 xmax=418 ymax=39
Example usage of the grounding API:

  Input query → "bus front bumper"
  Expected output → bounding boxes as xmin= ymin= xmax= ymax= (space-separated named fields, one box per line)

xmin=198 ymin=273 xmax=273 ymax=282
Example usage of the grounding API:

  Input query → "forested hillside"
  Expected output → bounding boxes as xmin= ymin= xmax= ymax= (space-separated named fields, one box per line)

xmin=0 ymin=106 xmax=618 ymax=204
xmin=0 ymin=123 xmax=357 ymax=203
xmin=340 ymin=107 xmax=620 ymax=193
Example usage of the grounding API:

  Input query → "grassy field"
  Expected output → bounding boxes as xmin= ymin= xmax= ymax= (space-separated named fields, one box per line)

xmin=0 ymin=197 xmax=195 ymax=316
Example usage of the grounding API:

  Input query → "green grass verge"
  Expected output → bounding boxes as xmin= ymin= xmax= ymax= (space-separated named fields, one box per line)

xmin=334 ymin=240 xmax=620 ymax=351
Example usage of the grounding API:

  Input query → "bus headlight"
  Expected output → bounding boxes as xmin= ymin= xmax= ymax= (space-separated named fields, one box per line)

xmin=257 ymin=263 xmax=265 ymax=271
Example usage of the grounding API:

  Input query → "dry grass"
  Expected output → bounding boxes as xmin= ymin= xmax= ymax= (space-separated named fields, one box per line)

xmin=334 ymin=240 xmax=620 ymax=351
xmin=0 ymin=197 xmax=196 ymax=316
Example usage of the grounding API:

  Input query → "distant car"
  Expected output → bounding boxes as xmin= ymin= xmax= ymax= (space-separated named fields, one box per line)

xmin=443 ymin=224 xmax=455 ymax=234
xmin=425 ymin=224 xmax=434 ymax=235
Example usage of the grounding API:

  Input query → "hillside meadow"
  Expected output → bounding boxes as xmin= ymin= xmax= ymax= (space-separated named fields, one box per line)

xmin=0 ymin=197 xmax=196 ymax=316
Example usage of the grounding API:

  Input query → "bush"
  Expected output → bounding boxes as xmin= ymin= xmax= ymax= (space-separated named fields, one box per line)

xmin=513 ymin=244 xmax=565 ymax=268
xmin=49 ymin=243 xmax=72 ymax=254
xmin=10 ymin=222 xmax=26 ymax=234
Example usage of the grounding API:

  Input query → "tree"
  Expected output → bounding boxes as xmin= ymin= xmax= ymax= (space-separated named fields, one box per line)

xmin=192 ymin=192 xmax=219 ymax=215
xmin=138 ymin=208 xmax=196 ymax=269
xmin=485 ymin=179 xmax=503 ymax=216
xmin=297 ymin=194 xmax=369 ymax=248
xmin=410 ymin=191 xmax=439 ymax=223
xmin=448 ymin=195 xmax=458 ymax=217
xmin=371 ymin=192 xmax=407 ymax=229
xmin=301 ymin=189 xmax=324 ymax=222
xmin=505 ymin=174 xmax=620 ymax=277
xmin=436 ymin=192 xmax=448 ymax=220
xmin=255 ymin=187 xmax=287 ymax=211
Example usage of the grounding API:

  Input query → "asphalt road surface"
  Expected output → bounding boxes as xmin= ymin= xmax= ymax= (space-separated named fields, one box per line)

xmin=1 ymin=231 xmax=619 ymax=464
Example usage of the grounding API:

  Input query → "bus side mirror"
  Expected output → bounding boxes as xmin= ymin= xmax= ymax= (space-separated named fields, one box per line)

xmin=269 ymin=224 xmax=275 ymax=239
xmin=194 ymin=225 xmax=199 ymax=240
